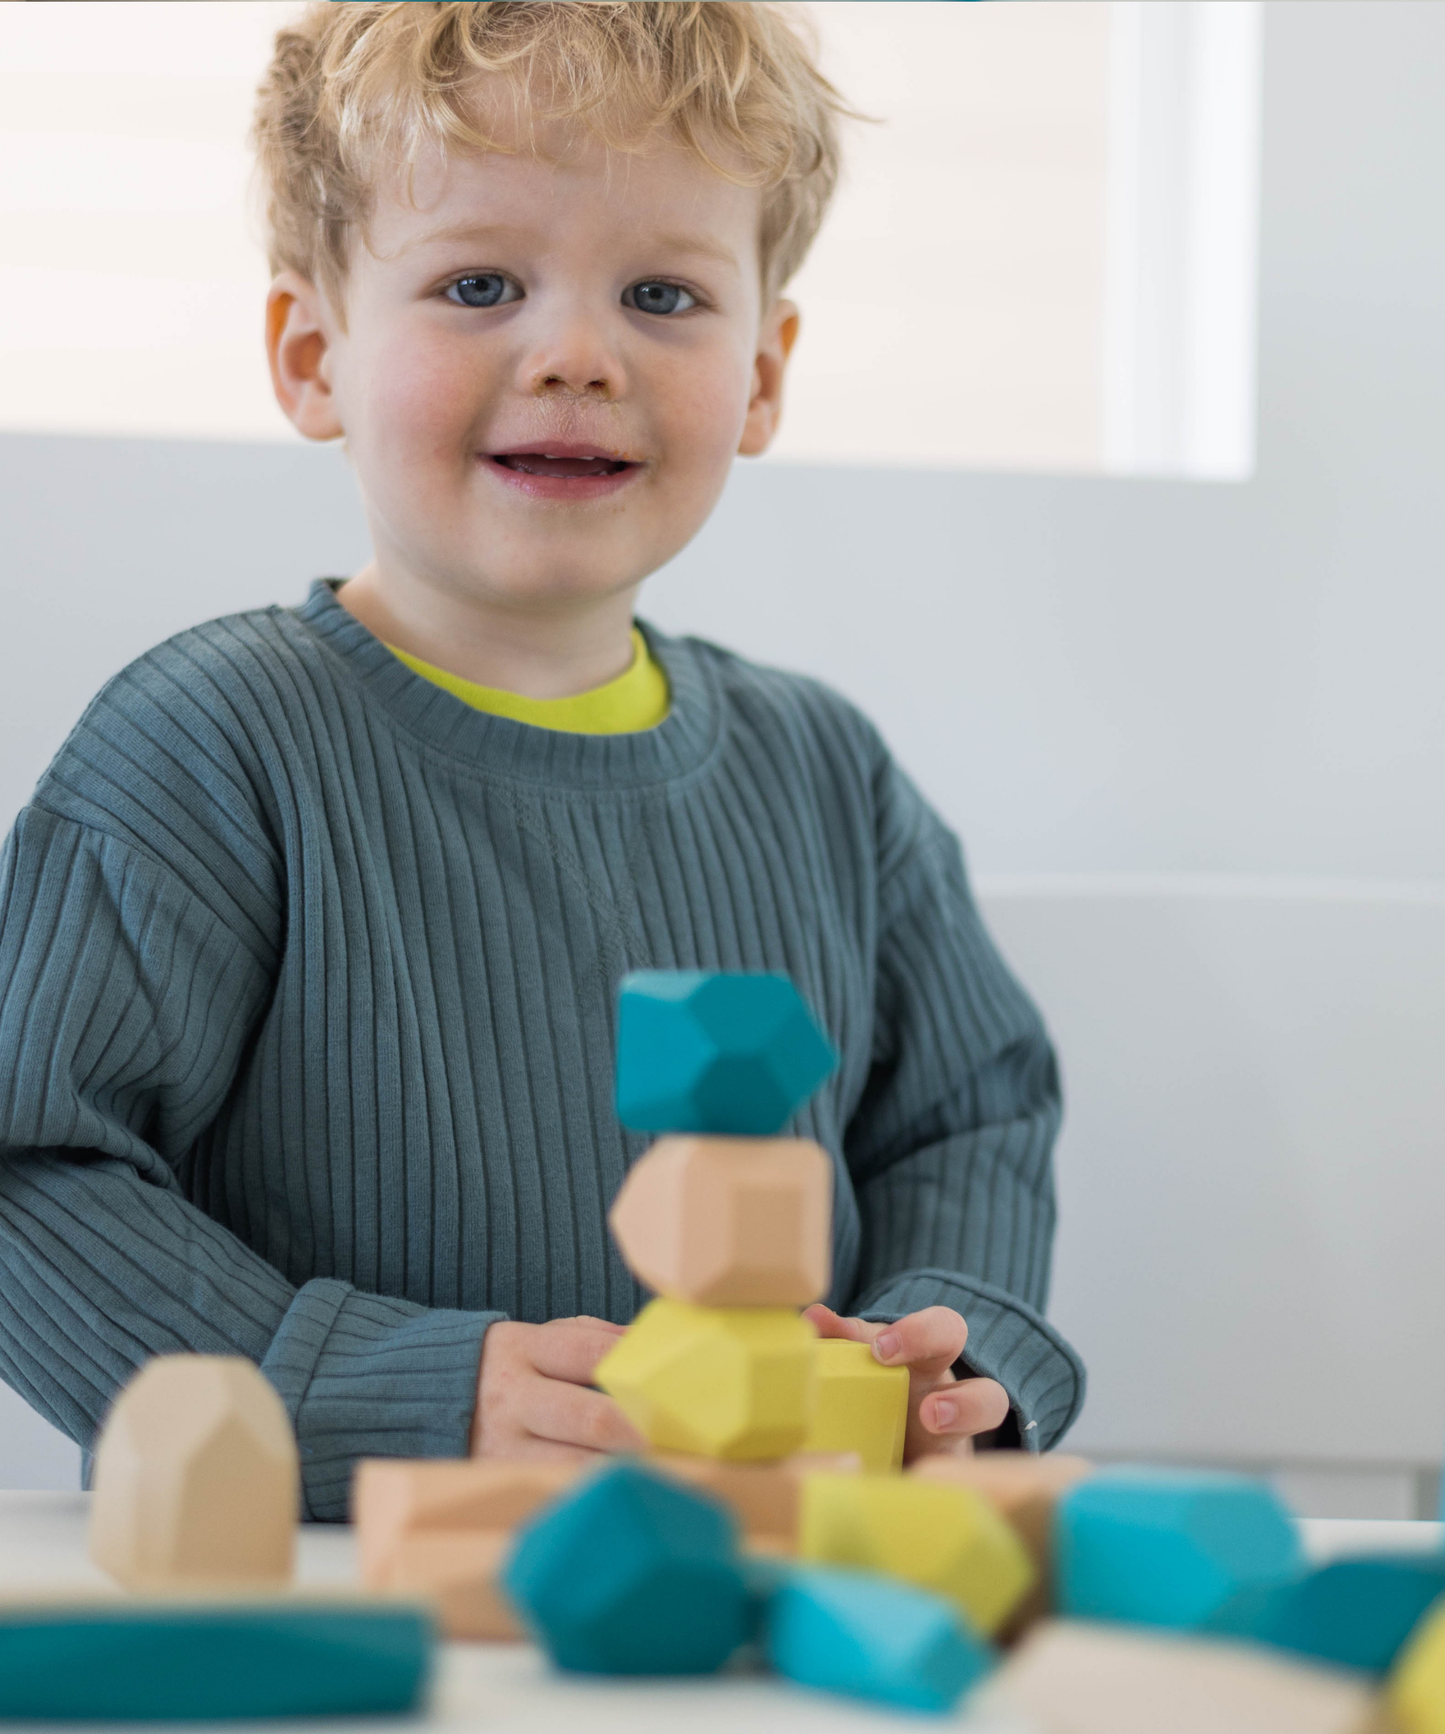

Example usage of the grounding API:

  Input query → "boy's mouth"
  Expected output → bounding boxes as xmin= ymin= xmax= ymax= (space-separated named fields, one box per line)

xmin=483 ymin=442 xmax=642 ymax=503
xmin=488 ymin=446 xmax=637 ymax=480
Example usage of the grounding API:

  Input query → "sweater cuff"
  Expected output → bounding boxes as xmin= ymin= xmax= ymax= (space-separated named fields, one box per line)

xmin=851 ymin=1268 xmax=1085 ymax=1453
xmin=260 ymin=1277 xmax=502 ymax=1521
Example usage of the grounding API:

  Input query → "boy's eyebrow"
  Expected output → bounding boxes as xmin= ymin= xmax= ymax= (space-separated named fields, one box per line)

xmin=407 ymin=219 xmax=740 ymax=271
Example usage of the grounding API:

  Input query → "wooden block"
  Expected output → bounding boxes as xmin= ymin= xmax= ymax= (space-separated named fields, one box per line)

xmin=1390 ymin=1595 xmax=1445 ymax=1733
xmin=798 ymin=1471 xmax=1035 ymax=1637
xmin=609 ymin=1135 xmax=832 ymax=1306
xmin=764 ymin=1563 xmax=994 ymax=1713
xmin=595 ymin=1297 xmax=817 ymax=1460
xmin=647 ymin=1450 xmax=859 ymax=1552
xmin=502 ymin=1461 xmax=751 ymax=1674
xmin=0 ymin=1594 xmax=432 ymax=1720
xmin=987 ymin=1618 xmax=1382 ymax=1734
xmin=912 ymin=1450 xmax=1093 ymax=1631
xmin=614 ymin=971 xmax=837 ymax=1136
xmin=90 ymin=1355 xmax=298 ymax=1591
xmin=353 ymin=1459 xmax=580 ymax=1640
xmin=801 ymin=1340 xmax=908 ymax=1473
xmin=1056 ymin=1467 xmax=1302 ymax=1630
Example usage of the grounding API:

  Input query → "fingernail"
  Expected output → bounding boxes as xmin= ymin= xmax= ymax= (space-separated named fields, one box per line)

xmin=873 ymin=1331 xmax=900 ymax=1362
xmin=932 ymin=1399 xmax=958 ymax=1429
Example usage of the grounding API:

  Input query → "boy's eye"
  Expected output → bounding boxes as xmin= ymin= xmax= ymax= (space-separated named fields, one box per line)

xmin=444 ymin=274 xmax=520 ymax=309
xmin=625 ymin=281 xmax=697 ymax=317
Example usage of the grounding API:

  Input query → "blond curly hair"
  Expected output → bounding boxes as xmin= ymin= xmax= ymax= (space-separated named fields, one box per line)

xmin=252 ymin=1 xmax=852 ymax=313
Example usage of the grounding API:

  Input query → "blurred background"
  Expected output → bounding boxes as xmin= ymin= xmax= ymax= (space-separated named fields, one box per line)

xmin=0 ymin=0 xmax=1442 ymax=1516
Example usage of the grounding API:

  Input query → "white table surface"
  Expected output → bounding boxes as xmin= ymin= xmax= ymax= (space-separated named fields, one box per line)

xmin=0 ymin=1493 xmax=1438 ymax=1732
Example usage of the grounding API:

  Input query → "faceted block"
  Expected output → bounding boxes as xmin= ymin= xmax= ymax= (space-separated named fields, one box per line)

xmin=353 ymin=1459 xmax=580 ymax=1640
xmin=1055 ymin=1467 xmax=1302 ymax=1631
xmin=989 ymin=1618 xmax=1379 ymax=1734
xmin=800 ymin=1340 xmax=909 ymax=1473
xmin=615 ymin=971 xmax=837 ymax=1136
xmin=501 ymin=1461 xmax=750 ymax=1674
xmin=0 ymin=1597 xmax=433 ymax=1720
xmin=764 ymin=1563 xmax=995 ymax=1714
xmin=1208 ymin=1552 xmax=1445 ymax=1676
xmin=649 ymin=1451 xmax=860 ymax=1554
xmin=913 ymin=1451 xmax=1094 ymax=1631
xmin=609 ymin=1135 xmax=832 ymax=1306
xmin=595 ymin=1298 xmax=817 ymax=1460
xmin=1391 ymin=1596 xmax=1445 ymax=1733
xmin=798 ymin=1471 xmax=1035 ymax=1636
xmin=90 ymin=1355 xmax=299 ymax=1590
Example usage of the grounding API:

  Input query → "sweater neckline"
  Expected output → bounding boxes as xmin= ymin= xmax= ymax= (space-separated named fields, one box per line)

xmin=290 ymin=579 xmax=720 ymax=792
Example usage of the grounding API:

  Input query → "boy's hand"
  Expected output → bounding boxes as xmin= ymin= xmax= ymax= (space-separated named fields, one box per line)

xmin=471 ymin=1316 xmax=644 ymax=1462
xmin=803 ymin=1303 xmax=1011 ymax=1463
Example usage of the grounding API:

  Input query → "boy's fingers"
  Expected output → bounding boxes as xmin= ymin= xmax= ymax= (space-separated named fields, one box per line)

xmin=919 ymin=1377 xmax=1011 ymax=1439
xmin=527 ymin=1321 xmax=632 ymax=1384
xmin=871 ymin=1306 xmax=969 ymax=1377
xmin=528 ymin=1378 xmax=645 ymax=1455
xmin=802 ymin=1304 xmax=871 ymax=1342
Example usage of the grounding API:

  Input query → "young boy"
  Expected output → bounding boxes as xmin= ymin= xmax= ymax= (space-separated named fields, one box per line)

xmin=0 ymin=1 xmax=1081 ymax=1520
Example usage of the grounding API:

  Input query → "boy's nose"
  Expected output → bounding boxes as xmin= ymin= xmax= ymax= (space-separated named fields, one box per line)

xmin=521 ymin=319 xmax=626 ymax=402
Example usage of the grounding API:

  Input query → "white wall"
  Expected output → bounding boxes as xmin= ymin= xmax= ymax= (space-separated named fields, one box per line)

xmin=0 ymin=2 xmax=1442 ymax=1511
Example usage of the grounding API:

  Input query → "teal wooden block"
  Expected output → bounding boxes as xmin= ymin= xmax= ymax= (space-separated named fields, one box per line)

xmin=1206 ymin=1551 xmax=1445 ymax=1675
xmin=1056 ymin=1467 xmax=1301 ymax=1631
xmin=0 ymin=1597 xmax=433 ymax=1720
xmin=615 ymin=971 xmax=837 ymax=1136
xmin=763 ymin=1563 xmax=994 ymax=1715
xmin=502 ymin=1461 xmax=751 ymax=1675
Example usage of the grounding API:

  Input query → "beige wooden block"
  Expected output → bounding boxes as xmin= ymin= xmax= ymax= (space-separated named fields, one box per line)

xmin=647 ymin=1450 xmax=860 ymax=1552
xmin=382 ymin=1532 xmax=521 ymax=1641
xmin=608 ymin=1135 xmax=832 ymax=1306
xmin=352 ymin=1459 xmax=579 ymax=1587
xmin=90 ymin=1356 xmax=298 ymax=1590
xmin=988 ymin=1619 xmax=1383 ymax=1734
xmin=353 ymin=1458 xmax=581 ymax=1639
xmin=912 ymin=1450 xmax=1093 ymax=1632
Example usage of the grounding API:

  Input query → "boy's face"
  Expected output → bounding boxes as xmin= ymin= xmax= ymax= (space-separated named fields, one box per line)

xmin=269 ymin=115 xmax=796 ymax=613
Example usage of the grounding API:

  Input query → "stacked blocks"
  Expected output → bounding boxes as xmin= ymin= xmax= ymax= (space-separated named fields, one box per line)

xmin=597 ymin=971 xmax=839 ymax=1463
xmin=614 ymin=970 xmax=837 ymax=1136
xmin=798 ymin=1471 xmax=1035 ymax=1638
xmin=501 ymin=1461 xmax=751 ymax=1674
xmin=649 ymin=1452 xmax=859 ymax=1555
xmin=354 ymin=1459 xmax=580 ymax=1638
xmin=90 ymin=1355 xmax=299 ymax=1590
xmin=1206 ymin=1551 xmax=1445 ymax=1676
xmin=1390 ymin=1597 xmax=1445 ymax=1734
xmin=801 ymin=1339 xmax=909 ymax=1473
xmin=1055 ymin=1466 xmax=1301 ymax=1630
xmin=763 ymin=1564 xmax=994 ymax=1714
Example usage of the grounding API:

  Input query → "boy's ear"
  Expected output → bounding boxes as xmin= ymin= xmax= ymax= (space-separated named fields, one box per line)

xmin=266 ymin=271 xmax=345 ymax=442
xmin=737 ymin=298 xmax=800 ymax=457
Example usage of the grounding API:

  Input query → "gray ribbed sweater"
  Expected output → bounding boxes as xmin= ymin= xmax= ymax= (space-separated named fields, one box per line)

xmin=0 ymin=581 xmax=1082 ymax=1518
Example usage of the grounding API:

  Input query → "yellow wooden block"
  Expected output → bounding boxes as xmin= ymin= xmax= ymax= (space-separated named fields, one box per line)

xmin=595 ymin=1298 xmax=816 ymax=1461
xmin=1390 ymin=1597 xmax=1445 ymax=1733
xmin=798 ymin=1471 xmax=1035 ymax=1636
xmin=800 ymin=1340 xmax=908 ymax=1473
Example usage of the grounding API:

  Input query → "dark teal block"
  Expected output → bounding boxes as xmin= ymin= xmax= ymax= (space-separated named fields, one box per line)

xmin=615 ymin=971 xmax=837 ymax=1136
xmin=0 ymin=1598 xmax=433 ymax=1720
xmin=1056 ymin=1467 xmax=1302 ymax=1631
xmin=763 ymin=1564 xmax=993 ymax=1714
xmin=1206 ymin=1551 xmax=1445 ymax=1675
xmin=502 ymin=1461 xmax=750 ymax=1675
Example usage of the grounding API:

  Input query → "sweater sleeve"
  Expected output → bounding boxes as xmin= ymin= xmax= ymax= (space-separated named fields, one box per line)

xmin=0 ymin=807 xmax=499 ymax=1520
xmin=841 ymin=779 xmax=1085 ymax=1452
